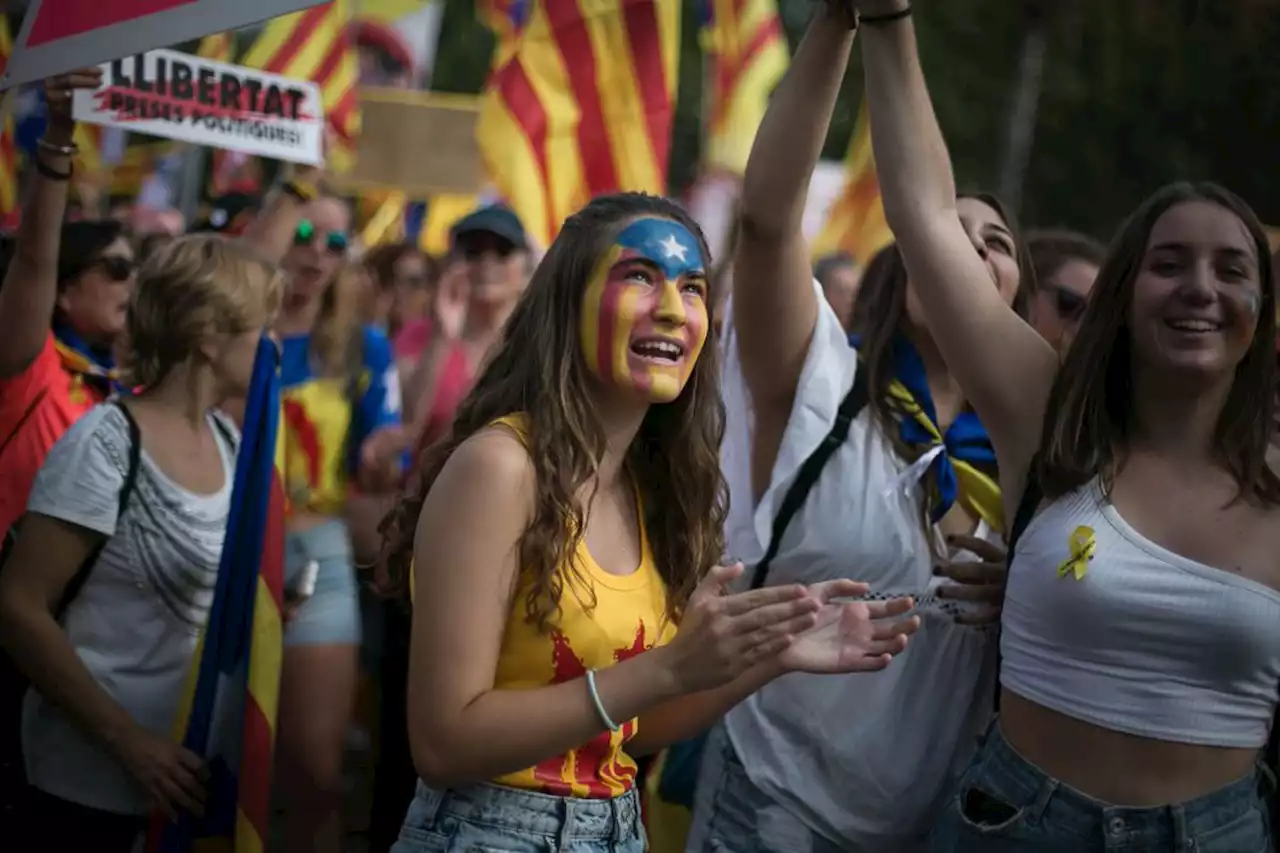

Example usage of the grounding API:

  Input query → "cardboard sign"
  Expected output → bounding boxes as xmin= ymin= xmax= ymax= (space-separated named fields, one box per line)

xmin=72 ymin=49 xmax=324 ymax=167
xmin=2 ymin=0 xmax=326 ymax=90
xmin=332 ymin=87 xmax=482 ymax=196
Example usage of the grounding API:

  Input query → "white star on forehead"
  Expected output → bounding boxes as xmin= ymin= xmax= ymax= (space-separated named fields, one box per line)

xmin=659 ymin=234 xmax=688 ymax=262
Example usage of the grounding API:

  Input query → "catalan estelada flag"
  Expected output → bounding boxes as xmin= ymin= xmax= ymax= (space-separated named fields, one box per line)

xmin=242 ymin=1 xmax=361 ymax=173
xmin=812 ymin=98 xmax=894 ymax=264
xmin=197 ymin=31 xmax=235 ymax=63
xmin=416 ymin=193 xmax=480 ymax=256
xmin=699 ymin=0 xmax=788 ymax=176
xmin=0 ymin=19 xmax=18 ymax=217
xmin=147 ymin=336 xmax=286 ymax=853
xmin=476 ymin=0 xmax=680 ymax=248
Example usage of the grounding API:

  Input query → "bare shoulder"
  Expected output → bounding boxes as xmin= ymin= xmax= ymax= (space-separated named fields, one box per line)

xmin=419 ymin=425 xmax=537 ymax=533
xmin=413 ymin=425 xmax=537 ymax=599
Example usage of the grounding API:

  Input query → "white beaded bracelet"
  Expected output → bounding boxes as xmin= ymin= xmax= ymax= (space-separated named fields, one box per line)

xmin=586 ymin=669 xmax=620 ymax=732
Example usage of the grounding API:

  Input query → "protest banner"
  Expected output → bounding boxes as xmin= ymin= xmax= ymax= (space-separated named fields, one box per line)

xmin=2 ymin=0 xmax=325 ymax=90
xmin=332 ymin=88 xmax=482 ymax=197
xmin=72 ymin=49 xmax=324 ymax=167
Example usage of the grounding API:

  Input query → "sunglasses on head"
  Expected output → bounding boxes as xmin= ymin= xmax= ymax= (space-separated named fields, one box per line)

xmin=295 ymin=220 xmax=349 ymax=255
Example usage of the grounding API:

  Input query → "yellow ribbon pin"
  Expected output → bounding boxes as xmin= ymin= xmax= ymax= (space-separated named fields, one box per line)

xmin=1057 ymin=525 xmax=1095 ymax=580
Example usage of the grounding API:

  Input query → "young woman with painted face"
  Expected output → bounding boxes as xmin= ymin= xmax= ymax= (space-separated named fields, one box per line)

xmin=378 ymin=193 xmax=919 ymax=852
xmin=853 ymin=2 xmax=1280 ymax=850
xmin=683 ymin=6 xmax=1032 ymax=852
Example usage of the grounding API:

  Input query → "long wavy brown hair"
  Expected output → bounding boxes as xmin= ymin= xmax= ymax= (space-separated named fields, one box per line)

xmin=1037 ymin=182 xmax=1280 ymax=505
xmin=848 ymin=194 xmax=1034 ymax=539
xmin=380 ymin=193 xmax=727 ymax=631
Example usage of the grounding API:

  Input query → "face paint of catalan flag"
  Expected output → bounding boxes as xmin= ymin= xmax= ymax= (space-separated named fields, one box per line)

xmin=579 ymin=218 xmax=709 ymax=403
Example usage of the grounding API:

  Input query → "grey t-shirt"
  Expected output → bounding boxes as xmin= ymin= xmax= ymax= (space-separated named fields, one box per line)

xmin=21 ymin=403 xmax=236 ymax=815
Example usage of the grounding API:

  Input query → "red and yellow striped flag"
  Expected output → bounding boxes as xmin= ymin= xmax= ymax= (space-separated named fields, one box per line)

xmin=0 ymin=19 xmax=19 ymax=217
xmin=700 ymin=0 xmax=788 ymax=175
xmin=812 ymin=98 xmax=893 ymax=264
xmin=242 ymin=1 xmax=361 ymax=173
xmin=419 ymin=193 xmax=479 ymax=256
xmin=197 ymin=31 xmax=235 ymax=63
xmin=147 ymin=337 xmax=286 ymax=853
xmin=476 ymin=0 xmax=680 ymax=248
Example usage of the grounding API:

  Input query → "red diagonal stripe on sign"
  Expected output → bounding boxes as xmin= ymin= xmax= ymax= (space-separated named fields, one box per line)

xmin=27 ymin=0 xmax=198 ymax=47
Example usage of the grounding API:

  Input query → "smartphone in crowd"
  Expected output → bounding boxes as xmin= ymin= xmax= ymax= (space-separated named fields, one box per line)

xmin=287 ymin=559 xmax=319 ymax=607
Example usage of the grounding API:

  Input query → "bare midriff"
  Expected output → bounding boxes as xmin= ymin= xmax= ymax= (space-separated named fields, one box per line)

xmin=999 ymin=689 xmax=1260 ymax=807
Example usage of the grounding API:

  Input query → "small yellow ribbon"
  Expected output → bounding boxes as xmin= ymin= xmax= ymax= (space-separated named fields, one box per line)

xmin=1057 ymin=525 xmax=1095 ymax=580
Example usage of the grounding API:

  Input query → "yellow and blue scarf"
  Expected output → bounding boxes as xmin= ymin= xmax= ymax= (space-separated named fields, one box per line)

xmin=852 ymin=334 xmax=1004 ymax=532
xmin=53 ymin=322 xmax=120 ymax=398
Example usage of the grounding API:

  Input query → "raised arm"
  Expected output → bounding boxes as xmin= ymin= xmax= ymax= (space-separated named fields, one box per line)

xmin=733 ymin=3 xmax=857 ymax=408
xmin=857 ymin=2 xmax=1056 ymax=486
xmin=239 ymin=159 xmax=328 ymax=263
xmin=406 ymin=429 xmax=819 ymax=788
xmin=0 ymin=71 xmax=99 ymax=377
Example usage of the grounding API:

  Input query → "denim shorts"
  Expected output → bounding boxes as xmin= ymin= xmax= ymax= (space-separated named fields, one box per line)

xmin=930 ymin=721 xmax=1274 ymax=852
xmin=284 ymin=520 xmax=361 ymax=647
xmin=392 ymin=779 xmax=646 ymax=853
xmin=685 ymin=721 xmax=848 ymax=853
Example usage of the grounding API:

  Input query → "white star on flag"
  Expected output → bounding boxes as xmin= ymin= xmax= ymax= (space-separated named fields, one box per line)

xmin=659 ymin=234 xmax=688 ymax=262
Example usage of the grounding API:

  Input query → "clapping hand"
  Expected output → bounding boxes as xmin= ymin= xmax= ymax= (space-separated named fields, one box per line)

xmin=776 ymin=580 xmax=919 ymax=674
xmin=935 ymin=535 xmax=1007 ymax=626
xmin=658 ymin=563 xmax=822 ymax=694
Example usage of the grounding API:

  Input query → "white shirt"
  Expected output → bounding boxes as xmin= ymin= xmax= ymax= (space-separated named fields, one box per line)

xmin=22 ymin=404 xmax=236 ymax=815
xmin=718 ymin=283 xmax=1000 ymax=851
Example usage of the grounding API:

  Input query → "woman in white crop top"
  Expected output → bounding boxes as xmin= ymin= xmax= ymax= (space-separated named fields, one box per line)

xmin=854 ymin=1 xmax=1280 ymax=850
xmin=682 ymin=3 xmax=1037 ymax=852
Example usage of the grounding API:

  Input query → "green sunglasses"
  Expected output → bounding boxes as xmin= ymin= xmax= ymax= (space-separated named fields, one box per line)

xmin=295 ymin=219 xmax=349 ymax=255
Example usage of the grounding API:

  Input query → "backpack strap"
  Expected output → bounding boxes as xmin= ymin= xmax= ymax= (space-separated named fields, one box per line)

xmin=53 ymin=401 xmax=143 ymax=619
xmin=750 ymin=366 xmax=870 ymax=590
xmin=211 ymin=412 xmax=239 ymax=453
xmin=0 ymin=388 xmax=49 ymax=463
xmin=1006 ymin=465 xmax=1043 ymax=566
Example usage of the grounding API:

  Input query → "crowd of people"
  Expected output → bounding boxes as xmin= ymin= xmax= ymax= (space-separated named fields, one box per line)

xmin=1 ymin=1 xmax=1279 ymax=852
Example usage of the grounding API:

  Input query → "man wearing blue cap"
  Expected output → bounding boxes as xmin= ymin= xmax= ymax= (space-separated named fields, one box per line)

xmin=449 ymin=203 xmax=532 ymax=324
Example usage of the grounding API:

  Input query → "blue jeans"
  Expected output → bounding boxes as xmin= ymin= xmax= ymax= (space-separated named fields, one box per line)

xmin=391 ymin=779 xmax=646 ymax=853
xmin=931 ymin=722 xmax=1273 ymax=852
xmin=685 ymin=721 xmax=849 ymax=853
xmin=284 ymin=520 xmax=360 ymax=647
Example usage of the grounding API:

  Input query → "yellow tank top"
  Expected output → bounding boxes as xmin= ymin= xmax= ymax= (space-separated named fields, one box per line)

xmin=487 ymin=413 xmax=677 ymax=798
